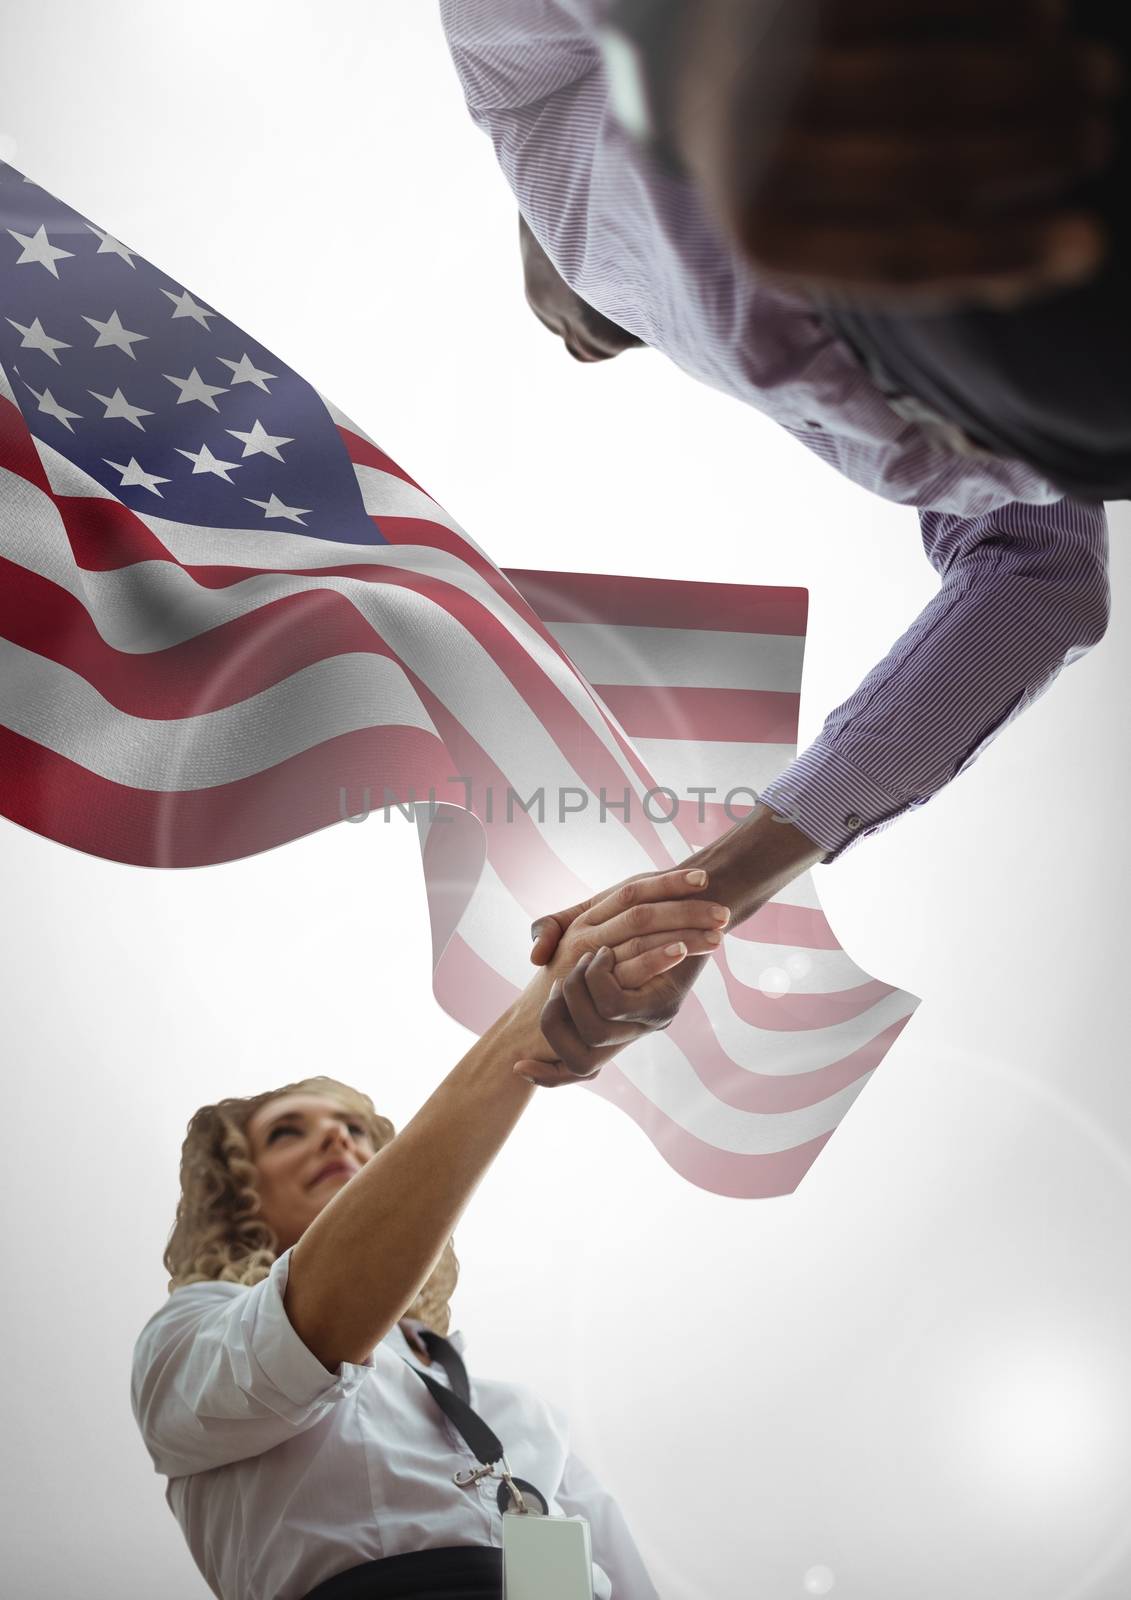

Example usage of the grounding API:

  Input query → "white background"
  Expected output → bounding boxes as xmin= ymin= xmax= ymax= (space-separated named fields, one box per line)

xmin=1 ymin=5 xmax=1130 ymax=1598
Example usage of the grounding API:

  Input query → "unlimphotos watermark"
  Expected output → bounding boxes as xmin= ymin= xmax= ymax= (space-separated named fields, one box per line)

xmin=337 ymin=777 xmax=802 ymax=830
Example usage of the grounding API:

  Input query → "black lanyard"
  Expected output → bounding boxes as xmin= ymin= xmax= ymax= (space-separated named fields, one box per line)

xmin=405 ymin=1330 xmax=549 ymax=1517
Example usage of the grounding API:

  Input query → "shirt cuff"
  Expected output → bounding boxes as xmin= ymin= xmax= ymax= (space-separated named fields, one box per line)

xmin=759 ymin=737 xmax=917 ymax=864
xmin=244 ymin=1246 xmax=377 ymax=1409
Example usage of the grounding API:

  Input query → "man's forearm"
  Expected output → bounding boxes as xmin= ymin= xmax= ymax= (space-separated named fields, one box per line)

xmin=285 ymin=998 xmax=543 ymax=1372
xmin=685 ymin=802 xmax=828 ymax=928
xmin=761 ymin=497 xmax=1110 ymax=863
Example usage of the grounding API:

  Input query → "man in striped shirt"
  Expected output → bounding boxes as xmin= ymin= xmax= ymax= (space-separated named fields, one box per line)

xmin=438 ymin=0 xmax=1114 ymax=1083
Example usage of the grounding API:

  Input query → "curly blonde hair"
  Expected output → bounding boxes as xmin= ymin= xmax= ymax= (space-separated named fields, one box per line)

xmin=162 ymin=1074 xmax=459 ymax=1334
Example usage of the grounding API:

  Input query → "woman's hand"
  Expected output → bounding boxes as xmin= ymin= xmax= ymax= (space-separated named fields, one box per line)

xmin=510 ymin=867 xmax=729 ymax=1087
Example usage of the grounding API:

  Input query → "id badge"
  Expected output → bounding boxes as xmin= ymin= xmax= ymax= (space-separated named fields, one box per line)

xmin=502 ymin=1509 xmax=594 ymax=1600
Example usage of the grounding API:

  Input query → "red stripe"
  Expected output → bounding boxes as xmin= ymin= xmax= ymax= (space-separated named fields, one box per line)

xmin=0 ymin=559 xmax=411 ymax=717
xmin=593 ymin=684 xmax=801 ymax=743
xmin=433 ymin=934 xmax=522 ymax=1036
xmin=337 ymin=425 xmax=431 ymax=494
xmin=0 ymin=393 xmax=52 ymax=495
xmin=662 ymin=995 xmax=911 ymax=1112
xmin=736 ymin=899 xmax=848 ymax=951
xmin=0 ymin=720 xmax=452 ymax=867
xmin=589 ymin=1069 xmax=833 ymax=1199
xmin=381 ymin=520 xmax=580 ymax=646
xmin=504 ymin=568 xmax=809 ymax=635
xmin=57 ymin=493 xmax=176 ymax=571
xmin=431 ymin=930 xmax=911 ymax=1113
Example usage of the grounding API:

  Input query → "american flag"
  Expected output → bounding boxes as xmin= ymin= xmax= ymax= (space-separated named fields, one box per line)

xmin=0 ymin=162 xmax=919 ymax=1197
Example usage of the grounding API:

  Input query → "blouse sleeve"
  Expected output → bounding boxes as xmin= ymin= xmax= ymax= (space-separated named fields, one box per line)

xmin=130 ymin=1247 xmax=376 ymax=1479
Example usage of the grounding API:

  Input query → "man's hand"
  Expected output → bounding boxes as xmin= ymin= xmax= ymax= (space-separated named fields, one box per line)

xmin=666 ymin=0 xmax=1122 ymax=309
xmin=519 ymin=212 xmax=646 ymax=360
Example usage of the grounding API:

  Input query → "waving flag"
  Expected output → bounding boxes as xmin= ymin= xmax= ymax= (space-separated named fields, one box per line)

xmin=0 ymin=162 xmax=919 ymax=1197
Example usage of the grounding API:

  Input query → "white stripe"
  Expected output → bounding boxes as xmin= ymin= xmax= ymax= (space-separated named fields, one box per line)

xmin=354 ymin=463 xmax=483 ymax=547
xmin=686 ymin=963 xmax=917 ymax=1070
xmin=0 ymin=636 xmax=438 ymax=790
xmin=631 ymin=735 xmax=798 ymax=802
xmin=546 ymin=622 xmax=806 ymax=694
xmin=722 ymin=931 xmax=876 ymax=994
xmin=316 ymin=390 xmax=376 ymax=441
xmin=615 ymin=1033 xmax=878 ymax=1154
xmin=0 ymin=362 xmax=16 ymax=406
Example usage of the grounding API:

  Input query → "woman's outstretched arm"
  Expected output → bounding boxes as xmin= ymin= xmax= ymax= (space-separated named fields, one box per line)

xmin=283 ymin=868 xmax=728 ymax=1372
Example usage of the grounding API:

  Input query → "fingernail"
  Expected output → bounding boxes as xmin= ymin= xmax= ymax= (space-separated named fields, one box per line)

xmin=685 ymin=869 xmax=707 ymax=886
xmin=704 ymin=930 xmax=721 ymax=946
xmin=666 ymin=941 xmax=687 ymax=957
xmin=711 ymin=906 xmax=730 ymax=925
xmin=579 ymin=951 xmax=594 ymax=967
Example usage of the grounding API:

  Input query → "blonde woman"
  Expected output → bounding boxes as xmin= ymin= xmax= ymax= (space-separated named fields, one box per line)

xmin=131 ymin=866 xmax=730 ymax=1600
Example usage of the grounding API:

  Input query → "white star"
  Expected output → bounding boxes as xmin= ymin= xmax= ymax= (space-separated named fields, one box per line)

xmin=86 ymin=225 xmax=137 ymax=267
xmin=176 ymin=442 xmax=242 ymax=482
xmin=226 ymin=418 xmax=293 ymax=462
xmin=24 ymin=383 xmax=82 ymax=431
xmin=5 ymin=316 xmax=70 ymax=364
xmin=82 ymin=310 xmax=148 ymax=359
xmin=164 ymin=367 xmax=227 ymax=411
xmin=217 ymin=352 xmax=277 ymax=392
xmin=7 ymin=224 xmax=74 ymax=277
xmin=245 ymin=493 xmax=312 ymax=527
xmin=161 ymin=287 xmax=216 ymax=329
xmin=89 ymin=386 xmax=154 ymax=430
xmin=104 ymin=456 xmax=171 ymax=497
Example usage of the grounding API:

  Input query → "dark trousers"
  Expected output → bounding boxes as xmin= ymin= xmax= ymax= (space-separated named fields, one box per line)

xmin=822 ymin=1 xmax=1131 ymax=503
xmin=302 ymin=1547 xmax=502 ymax=1600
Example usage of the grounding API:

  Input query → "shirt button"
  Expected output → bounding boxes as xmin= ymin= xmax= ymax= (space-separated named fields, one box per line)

xmin=844 ymin=812 xmax=863 ymax=830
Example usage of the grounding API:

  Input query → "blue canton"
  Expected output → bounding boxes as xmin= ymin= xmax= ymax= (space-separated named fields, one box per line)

xmin=0 ymin=162 xmax=383 ymax=547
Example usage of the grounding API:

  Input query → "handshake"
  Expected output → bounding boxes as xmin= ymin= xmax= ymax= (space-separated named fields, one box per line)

xmin=506 ymin=803 xmax=829 ymax=1086
xmin=509 ymin=865 xmax=731 ymax=1090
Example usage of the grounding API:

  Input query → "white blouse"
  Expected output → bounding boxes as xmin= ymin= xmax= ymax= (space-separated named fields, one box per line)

xmin=130 ymin=1247 xmax=661 ymax=1600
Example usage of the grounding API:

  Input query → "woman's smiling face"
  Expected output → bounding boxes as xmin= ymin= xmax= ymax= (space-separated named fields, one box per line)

xmin=245 ymin=1092 xmax=378 ymax=1252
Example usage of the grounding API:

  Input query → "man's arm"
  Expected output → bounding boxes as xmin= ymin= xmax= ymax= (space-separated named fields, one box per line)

xmin=521 ymin=496 xmax=1110 ymax=1079
xmin=760 ymin=495 xmax=1111 ymax=860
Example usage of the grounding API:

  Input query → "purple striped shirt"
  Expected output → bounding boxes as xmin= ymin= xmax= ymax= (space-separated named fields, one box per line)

xmin=439 ymin=0 xmax=1112 ymax=861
